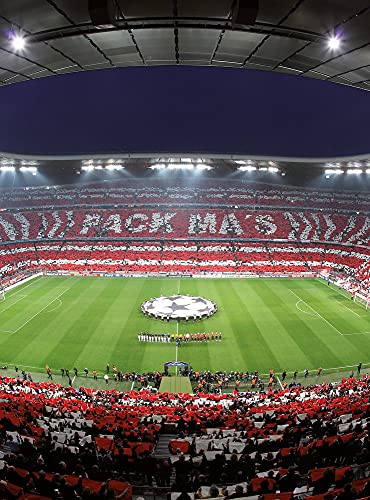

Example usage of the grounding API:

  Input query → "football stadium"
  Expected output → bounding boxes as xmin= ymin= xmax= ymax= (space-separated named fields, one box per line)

xmin=0 ymin=1 xmax=369 ymax=499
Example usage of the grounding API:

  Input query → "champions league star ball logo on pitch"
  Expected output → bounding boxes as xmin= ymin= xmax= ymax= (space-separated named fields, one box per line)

xmin=142 ymin=295 xmax=217 ymax=320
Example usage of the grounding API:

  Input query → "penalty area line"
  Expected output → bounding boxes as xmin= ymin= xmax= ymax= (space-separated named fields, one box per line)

xmin=4 ymin=276 xmax=43 ymax=299
xmin=315 ymin=278 xmax=367 ymax=318
xmin=0 ymin=295 xmax=28 ymax=316
xmin=12 ymin=287 xmax=70 ymax=334
xmin=341 ymin=331 xmax=370 ymax=336
xmin=289 ymin=289 xmax=343 ymax=337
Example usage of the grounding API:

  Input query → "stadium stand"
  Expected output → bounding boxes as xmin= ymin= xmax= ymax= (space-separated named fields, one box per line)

xmin=0 ymin=179 xmax=369 ymax=211
xmin=0 ymin=208 xmax=368 ymax=242
xmin=0 ymin=178 xmax=369 ymax=498
xmin=1 ymin=241 xmax=369 ymax=283
xmin=0 ymin=178 xmax=368 ymax=293
xmin=0 ymin=375 xmax=368 ymax=498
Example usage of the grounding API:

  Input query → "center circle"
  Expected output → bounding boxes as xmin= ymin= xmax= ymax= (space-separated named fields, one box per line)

xmin=141 ymin=295 xmax=217 ymax=320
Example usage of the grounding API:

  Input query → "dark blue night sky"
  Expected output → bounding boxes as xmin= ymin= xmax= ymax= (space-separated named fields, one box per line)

xmin=0 ymin=66 xmax=369 ymax=158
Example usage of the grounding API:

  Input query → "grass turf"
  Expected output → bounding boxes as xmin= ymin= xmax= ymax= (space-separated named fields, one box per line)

xmin=0 ymin=275 xmax=369 ymax=378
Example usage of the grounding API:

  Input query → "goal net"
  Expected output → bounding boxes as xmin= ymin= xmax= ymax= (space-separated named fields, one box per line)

xmin=354 ymin=292 xmax=370 ymax=310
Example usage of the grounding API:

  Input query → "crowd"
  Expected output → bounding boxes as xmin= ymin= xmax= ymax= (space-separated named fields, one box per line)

xmin=10 ymin=363 xmax=363 ymax=395
xmin=0 ymin=177 xmax=369 ymax=211
xmin=0 ymin=374 xmax=368 ymax=498
xmin=2 ymin=239 xmax=369 ymax=280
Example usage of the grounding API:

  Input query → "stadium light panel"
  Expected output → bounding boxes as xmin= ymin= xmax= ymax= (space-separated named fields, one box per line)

xmin=238 ymin=166 xmax=256 ymax=171
xmin=195 ymin=164 xmax=212 ymax=171
xmin=347 ymin=168 xmax=362 ymax=174
xmin=328 ymin=36 xmax=341 ymax=50
xmin=325 ymin=169 xmax=344 ymax=174
xmin=81 ymin=165 xmax=94 ymax=171
xmin=235 ymin=160 xmax=246 ymax=165
xmin=259 ymin=167 xmax=268 ymax=171
xmin=94 ymin=165 xmax=103 ymax=170
xmin=149 ymin=164 xmax=166 ymax=170
xmin=12 ymin=34 xmax=25 ymax=51
xmin=366 ymin=169 xmax=370 ymax=174
xmin=268 ymin=166 xmax=279 ymax=173
xmin=19 ymin=166 xmax=37 ymax=173
xmin=106 ymin=164 xmax=124 ymax=170
xmin=167 ymin=164 xmax=194 ymax=170
xmin=0 ymin=166 xmax=15 ymax=172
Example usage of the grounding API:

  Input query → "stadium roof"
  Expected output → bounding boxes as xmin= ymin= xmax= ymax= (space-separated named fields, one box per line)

xmin=1 ymin=0 xmax=370 ymax=90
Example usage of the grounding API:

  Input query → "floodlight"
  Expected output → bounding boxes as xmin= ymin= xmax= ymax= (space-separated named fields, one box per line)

xmin=12 ymin=35 xmax=25 ymax=51
xmin=167 ymin=164 xmax=194 ymax=170
xmin=347 ymin=168 xmax=362 ymax=174
xmin=268 ymin=166 xmax=279 ymax=173
xmin=238 ymin=166 xmax=256 ymax=172
xmin=106 ymin=164 xmax=124 ymax=170
xmin=81 ymin=165 xmax=94 ymax=171
xmin=328 ymin=36 xmax=340 ymax=50
xmin=20 ymin=166 xmax=37 ymax=173
xmin=366 ymin=169 xmax=370 ymax=174
xmin=0 ymin=166 xmax=15 ymax=172
xmin=196 ymin=164 xmax=212 ymax=171
xmin=325 ymin=169 xmax=344 ymax=174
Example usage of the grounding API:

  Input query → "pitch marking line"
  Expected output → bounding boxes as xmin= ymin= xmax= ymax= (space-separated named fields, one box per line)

xmin=289 ymin=289 xmax=343 ymax=337
xmin=315 ymin=278 xmax=368 ymax=318
xmin=4 ymin=288 xmax=71 ymax=334
xmin=4 ymin=276 xmax=43 ymax=299
xmin=291 ymin=289 xmax=370 ymax=337
xmin=341 ymin=331 xmax=370 ymax=336
xmin=40 ymin=298 xmax=63 ymax=314
xmin=294 ymin=299 xmax=316 ymax=316
xmin=0 ymin=295 xmax=27 ymax=315
xmin=340 ymin=302 xmax=366 ymax=318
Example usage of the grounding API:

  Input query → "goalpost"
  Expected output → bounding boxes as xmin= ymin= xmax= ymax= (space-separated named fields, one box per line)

xmin=354 ymin=292 xmax=370 ymax=310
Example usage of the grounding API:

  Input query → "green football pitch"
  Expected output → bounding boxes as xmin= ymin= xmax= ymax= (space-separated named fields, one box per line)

xmin=0 ymin=275 xmax=369 ymax=377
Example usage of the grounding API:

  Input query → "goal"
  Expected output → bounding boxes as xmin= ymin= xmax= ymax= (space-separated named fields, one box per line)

xmin=354 ymin=292 xmax=370 ymax=310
